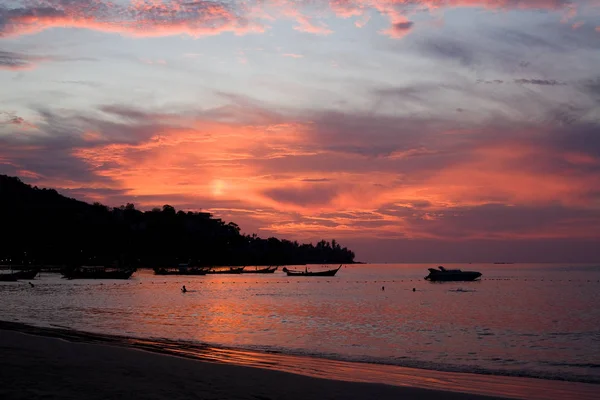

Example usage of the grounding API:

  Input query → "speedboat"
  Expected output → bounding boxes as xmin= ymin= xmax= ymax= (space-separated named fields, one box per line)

xmin=424 ymin=266 xmax=482 ymax=282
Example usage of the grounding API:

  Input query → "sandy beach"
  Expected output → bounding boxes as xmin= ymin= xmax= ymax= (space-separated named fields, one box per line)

xmin=2 ymin=322 xmax=599 ymax=400
xmin=0 ymin=327 xmax=511 ymax=400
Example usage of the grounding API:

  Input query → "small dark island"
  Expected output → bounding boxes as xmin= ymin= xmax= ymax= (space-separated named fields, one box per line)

xmin=0 ymin=175 xmax=356 ymax=268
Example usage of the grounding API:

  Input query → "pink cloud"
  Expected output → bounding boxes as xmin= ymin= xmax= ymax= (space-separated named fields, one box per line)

xmin=0 ymin=0 xmax=576 ymax=40
xmin=0 ymin=0 xmax=264 ymax=39
xmin=282 ymin=53 xmax=304 ymax=58
xmin=293 ymin=16 xmax=334 ymax=35
xmin=572 ymin=21 xmax=585 ymax=30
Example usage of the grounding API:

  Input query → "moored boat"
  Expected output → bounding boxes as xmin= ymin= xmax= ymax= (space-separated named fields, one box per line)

xmin=0 ymin=269 xmax=38 ymax=281
xmin=282 ymin=265 xmax=342 ymax=277
xmin=0 ymin=273 xmax=18 ymax=282
xmin=13 ymin=270 xmax=38 ymax=280
xmin=62 ymin=266 xmax=135 ymax=280
xmin=424 ymin=266 xmax=482 ymax=282
xmin=240 ymin=266 xmax=278 ymax=274
xmin=154 ymin=264 xmax=208 ymax=275
xmin=205 ymin=267 xmax=244 ymax=274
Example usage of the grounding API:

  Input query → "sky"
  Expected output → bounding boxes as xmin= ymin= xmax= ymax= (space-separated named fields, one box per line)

xmin=1 ymin=0 xmax=600 ymax=263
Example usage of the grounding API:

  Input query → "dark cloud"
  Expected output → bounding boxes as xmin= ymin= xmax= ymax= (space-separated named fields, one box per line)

xmin=514 ymin=79 xmax=565 ymax=86
xmin=419 ymin=38 xmax=475 ymax=67
xmin=0 ymin=50 xmax=40 ymax=70
xmin=301 ymin=178 xmax=332 ymax=182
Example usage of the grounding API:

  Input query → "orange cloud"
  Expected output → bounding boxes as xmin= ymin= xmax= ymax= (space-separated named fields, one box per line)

xmin=54 ymin=104 xmax=599 ymax=243
xmin=0 ymin=1 xmax=264 ymax=38
xmin=0 ymin=0 xmax=573 ymax=39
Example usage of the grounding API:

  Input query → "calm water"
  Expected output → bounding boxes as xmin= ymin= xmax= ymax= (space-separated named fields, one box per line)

xmin=1 ymin=264 xmax=599 ymax=384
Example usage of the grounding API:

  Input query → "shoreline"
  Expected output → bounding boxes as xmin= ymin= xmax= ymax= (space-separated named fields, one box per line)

xmin=1 ymin=321 xmax=598 ymax=400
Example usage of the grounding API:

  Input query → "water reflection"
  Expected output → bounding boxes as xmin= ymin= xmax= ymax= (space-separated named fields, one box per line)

xmin=1 ymin=264 xmax=599 ymax=384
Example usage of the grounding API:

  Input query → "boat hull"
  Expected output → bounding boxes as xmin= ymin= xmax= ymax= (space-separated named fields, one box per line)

xmin=14 ymin=270 xmax=38 ymax=280
xmin=283 ymin=265 xmax=342 ymax=277
xmin=154 ymin=268 xmax=207 ymax=276
xmin=0 ymin=270 xmax=38 ymax=281
xmin=0 ymin=274 xmax=18 ymax=282
xmin=62 ymin=269 xmax=135 ymax=280
xmin=205 ymin=268 xmax=244 ymax=274
xmin=240 ymin=267 xmax=278 ymax=274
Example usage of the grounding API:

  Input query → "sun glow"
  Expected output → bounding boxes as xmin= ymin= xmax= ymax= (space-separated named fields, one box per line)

xmin=212 ymin=179 xmax=227 ymax=196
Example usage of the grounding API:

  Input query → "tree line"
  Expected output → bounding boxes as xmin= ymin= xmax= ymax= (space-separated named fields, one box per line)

xmin=0 ymin=175 xmax=356 ymax=267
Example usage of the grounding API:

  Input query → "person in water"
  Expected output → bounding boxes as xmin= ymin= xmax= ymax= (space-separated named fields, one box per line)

xmin=181 ymin=285 xmax=187 ymax=293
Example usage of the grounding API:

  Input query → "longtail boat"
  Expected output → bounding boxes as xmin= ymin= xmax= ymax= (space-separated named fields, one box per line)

xmin=154 ymin=264 xmax=207 ymax=275
xmin=282 ymin=265 xmax=342 ymax=277
xmin=62 ymin=266 xmax=135 ymax=280
xmin=0 ymin=273 xmax=18 ymax=282
xmin=0 ymin=269 xmax=38 ymax=281
xmin=205 ymin=267 xmax=244 ymax=274
xmin=240 ymin=266 xmax=278 ymax=274
xmin=13 ymin=270 xmax=38 ymax=280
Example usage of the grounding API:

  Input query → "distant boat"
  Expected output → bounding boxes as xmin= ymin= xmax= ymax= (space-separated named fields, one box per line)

xmin=282 ymin=265 xmax=342 ymax=277
xmin=205 ymin=267 xmax=244 ymax=274
xmin=13 ymin=270 xmax=38 ymax=280
xmin=0 ymin=273 xmax=18 ymax=282
xmin=240 ymin=266 xmax=278 ymax=274
xmin=154 ymin=265 xmax=207 ymax=275
xmin=62 ymin=266 xmax=135 ymax=280
xmin=0 ymin=269 xmax=38 ymax=281
xmin=424 ymin=266 xmax=482 ymax=282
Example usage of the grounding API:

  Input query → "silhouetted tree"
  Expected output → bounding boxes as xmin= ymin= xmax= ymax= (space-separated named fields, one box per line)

xmin=0 ymin=174 xmax=356 ymax=267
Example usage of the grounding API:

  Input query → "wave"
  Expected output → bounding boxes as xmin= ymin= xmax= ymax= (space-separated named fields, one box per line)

xmin=2 ymin=319 xmax=599 ymax=386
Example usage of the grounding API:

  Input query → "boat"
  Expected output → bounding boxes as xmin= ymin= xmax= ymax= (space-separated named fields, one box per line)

xmin=0 ymin=273 xmax=18 ymax=282
xmin=0 ymin=269 xmax=38 ymax=281
xmin=13 ymin=270 xmax=38 ymax=280
xmin=424 ymin=266 xmax=482 ymax=282
xmin=154 ymin=264 xmax=208 ymax=275
xmin=282 ymin=265 xmax=342 ymax=277
xmin=205 ymin=267 xmax=244 ymax=274
xmin=240 ymin=266 xmax=278 ymax=274
xmin=62 ymin=266 xmax=135 ymax=280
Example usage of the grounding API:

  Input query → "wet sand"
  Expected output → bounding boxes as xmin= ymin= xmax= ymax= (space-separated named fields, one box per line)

xmin=0 ymin=322 xmax=597 ymax=400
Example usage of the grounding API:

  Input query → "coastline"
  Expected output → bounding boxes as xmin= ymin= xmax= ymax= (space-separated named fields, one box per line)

xmin=1 ymin=321 xmax=597 ymax=400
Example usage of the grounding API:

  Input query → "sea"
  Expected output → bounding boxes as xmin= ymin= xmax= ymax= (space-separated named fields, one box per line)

xmin=1 ymin=263 xmax=599 ymax=397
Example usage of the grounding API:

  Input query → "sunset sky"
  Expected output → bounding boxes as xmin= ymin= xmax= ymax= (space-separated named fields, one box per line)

xmin=1 ymin=0 xmax=600 ymax=262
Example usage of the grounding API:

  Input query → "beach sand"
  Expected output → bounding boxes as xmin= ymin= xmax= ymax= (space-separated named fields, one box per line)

xmin=0 ymin=328 xmax=509 ymax=400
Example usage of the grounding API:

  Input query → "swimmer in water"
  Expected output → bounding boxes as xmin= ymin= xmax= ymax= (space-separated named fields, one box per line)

xmin=181 ymin=285 xmax=187 ymax=293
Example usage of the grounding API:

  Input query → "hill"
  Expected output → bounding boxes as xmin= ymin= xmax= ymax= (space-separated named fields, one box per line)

xmin=0 ymin=175 xmax=355 ymax=267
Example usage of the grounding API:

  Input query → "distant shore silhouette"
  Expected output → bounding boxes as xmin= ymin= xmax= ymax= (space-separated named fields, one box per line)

xmin=0 ymin=175 xmax=356 ymax=268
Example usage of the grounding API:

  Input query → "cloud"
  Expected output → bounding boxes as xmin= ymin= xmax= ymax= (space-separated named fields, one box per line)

xmin=0 ymin=0 xmax=264 ymax=38
xmin=0 ymin=0 xmax=578 ymax=40
xmin=0 ymin=50 xmax=45 ymax=70
xmin=2 ymin=96 xmax=600 ymax=262
xmin=514 ymin=78 xmax=566 ymax=85
xmin=382 ymin=19 xmax=414 ymax=38
xmin=282 ymin=53 xmax=304 ymax=58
